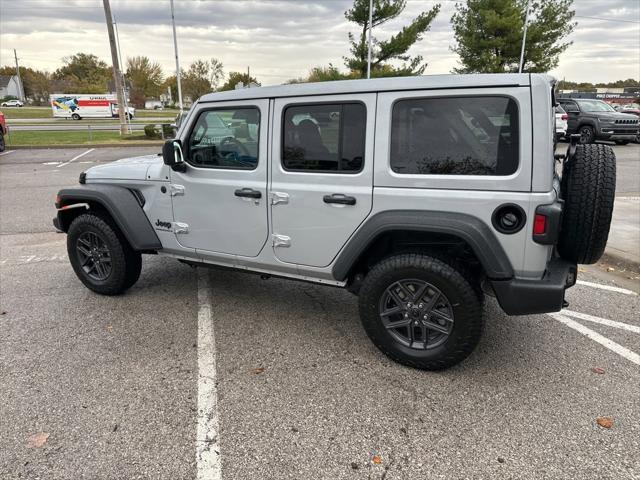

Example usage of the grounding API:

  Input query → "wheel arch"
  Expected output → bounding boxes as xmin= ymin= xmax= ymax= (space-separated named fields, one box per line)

xmin=332 ymin=210 xmax=514 ymax=283
xmin=55 ymin=184 xmax=161 ymax=252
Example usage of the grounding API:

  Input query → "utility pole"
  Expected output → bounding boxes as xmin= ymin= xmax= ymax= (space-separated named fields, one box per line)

xmin=102 ymin=0 xmax=127 ymax=136
xmin=518 ymin=0 xmax=531 ymax=74
xmin=13 ymin=49 xmax=24 ymax=102
xmin=170 ymin=0 xmax=184 ymax=113
xmin=113 ymin=18 xmax=131 ymax=133
xmin=366 ymin=0 xmax=373 ymax=79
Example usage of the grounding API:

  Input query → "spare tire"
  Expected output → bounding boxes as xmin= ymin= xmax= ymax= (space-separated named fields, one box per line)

xmin=558 ymin=144 xmax=616 ymax=264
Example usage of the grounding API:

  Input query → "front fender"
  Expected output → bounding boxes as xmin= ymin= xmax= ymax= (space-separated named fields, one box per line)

xmin=55 ymin=184 xmax=162 ymax=251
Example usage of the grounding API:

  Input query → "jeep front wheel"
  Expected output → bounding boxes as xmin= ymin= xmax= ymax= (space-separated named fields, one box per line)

xmin=358 ymin=253 xmax=483 ymax=371
xmin=67 ymin=212 xmax=141 ymax=295
xmin=579 ymin=125 xmax=595 ymax=144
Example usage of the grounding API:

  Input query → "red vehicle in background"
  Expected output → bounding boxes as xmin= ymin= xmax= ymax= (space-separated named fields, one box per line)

xmin=0 ymin=110 xmax=7 ymax=152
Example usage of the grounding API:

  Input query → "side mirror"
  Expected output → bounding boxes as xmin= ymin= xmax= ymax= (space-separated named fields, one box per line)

xmin=162 ymin=139 xmax=186 ymax=172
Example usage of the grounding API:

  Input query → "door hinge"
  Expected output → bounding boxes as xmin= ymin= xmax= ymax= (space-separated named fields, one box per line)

xmin=272 ymin=234 xmax=291 ymax=248
xmin=173 ymin=222 xmax=189 ymax=234
xmin=170 ymin=184 xmax=185 ymax=196
xmin=270 ymin=191 xmax=289 ymax=206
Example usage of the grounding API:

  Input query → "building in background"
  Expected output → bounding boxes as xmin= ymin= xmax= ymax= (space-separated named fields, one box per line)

xmin=0 ymin=75 xmax=23 ymax=99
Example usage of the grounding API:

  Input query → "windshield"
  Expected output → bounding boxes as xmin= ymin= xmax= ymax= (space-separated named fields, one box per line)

xmin=577 ymin=100 xmax=615 ymax=112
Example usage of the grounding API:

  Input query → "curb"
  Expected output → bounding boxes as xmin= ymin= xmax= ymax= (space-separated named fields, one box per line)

xmin=6 ymin=142 xmax=163 ymax=149
xmin=600 ymin=251 xmax=640 ymax=275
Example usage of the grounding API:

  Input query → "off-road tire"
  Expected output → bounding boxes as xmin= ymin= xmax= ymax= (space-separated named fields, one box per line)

xmin=558 ymin=144 xmax=616 ymax=264
xmin=358 ymin=253 xmax=484 ymax=371
xmin=578 ymin=125 xmax=595 ymax=144
xmin=67 ymin=212 xmax=142 ymax=295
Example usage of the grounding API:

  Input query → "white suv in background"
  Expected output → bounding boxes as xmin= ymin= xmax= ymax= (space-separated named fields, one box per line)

xmin=555 ymin=105 xmax=568 ymax=140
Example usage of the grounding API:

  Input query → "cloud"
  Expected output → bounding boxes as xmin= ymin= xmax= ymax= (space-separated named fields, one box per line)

xmin=0 ymin=0 xmax=638 ymax=84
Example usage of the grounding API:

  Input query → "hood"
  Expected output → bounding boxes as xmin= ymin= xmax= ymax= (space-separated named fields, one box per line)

xmin=85 ymin=154 xmax=162 ymax=181
xmin=597 ymin=112 xmax=639 ymax=121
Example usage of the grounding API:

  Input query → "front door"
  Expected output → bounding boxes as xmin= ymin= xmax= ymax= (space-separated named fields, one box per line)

xmin=170 ymin=99 xmax=269 ymax=257
xmin=270 ymin=94 xmax=375 ymax=267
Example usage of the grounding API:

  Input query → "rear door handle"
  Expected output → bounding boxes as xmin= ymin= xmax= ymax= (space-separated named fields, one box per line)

xmin=235 ymin=188 xmax=262 ymax=199
xmin=323 ymin=194 xmax=356 ymax=206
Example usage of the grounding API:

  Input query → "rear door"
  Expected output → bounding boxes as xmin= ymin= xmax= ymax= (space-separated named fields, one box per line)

xmin=270 ymin=94 xmax=376 ymax=267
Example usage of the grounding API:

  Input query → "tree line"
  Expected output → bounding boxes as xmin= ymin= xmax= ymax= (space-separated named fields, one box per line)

xmin=0 ymin=53 xmax=258 ymax=107
xmin=1 ymin=0 xmax=637 ymax=107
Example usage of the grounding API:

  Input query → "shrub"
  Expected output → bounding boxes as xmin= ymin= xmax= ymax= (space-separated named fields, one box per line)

xmin=144 ymin=124 xmax=160 ymax=139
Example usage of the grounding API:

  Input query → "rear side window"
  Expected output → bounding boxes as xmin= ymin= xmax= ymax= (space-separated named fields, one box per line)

xmin=390 ymin=96 xmax=519 ymax=176
xmin=282 ymin=103 xmax=366 ymax=173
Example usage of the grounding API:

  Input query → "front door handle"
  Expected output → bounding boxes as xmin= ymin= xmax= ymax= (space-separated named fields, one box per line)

xmin=235 ymin=188 xmax=262 ymax=199
xmin=323 ymin=194 xmax=356 ymax=206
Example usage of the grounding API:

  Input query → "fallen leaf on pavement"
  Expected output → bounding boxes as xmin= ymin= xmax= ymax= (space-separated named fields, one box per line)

xmin=596 ymin=417 xmax=613 ymax=429
xmin=251 ymin=367 xmax=265 ymax=374
xmin=372 ymin=455 xmax=382 ymax=464
xmin=591 ymin=367 xmax=605 ymax=374
xmin=27 ymin=432 xmax=49 ymax=448
xmin=607 ymin=267 xmax=615 ymax=272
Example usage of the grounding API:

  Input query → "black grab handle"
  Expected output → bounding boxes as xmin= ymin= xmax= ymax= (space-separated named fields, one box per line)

xmin=323 ymin=194 xmax=356 ymax=206
xmin=235 ymin=188 xmax=262 ymax=199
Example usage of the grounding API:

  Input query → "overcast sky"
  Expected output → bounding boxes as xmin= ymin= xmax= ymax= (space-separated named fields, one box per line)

xmin=0 ymin=0 xmax=638 ymax=85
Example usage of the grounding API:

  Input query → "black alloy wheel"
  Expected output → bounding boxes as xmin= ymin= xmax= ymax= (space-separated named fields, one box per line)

xmin=378 ymin=279 xmax=454 ymax=350
xmin=76 ymin=231 xmax=112 ymax=281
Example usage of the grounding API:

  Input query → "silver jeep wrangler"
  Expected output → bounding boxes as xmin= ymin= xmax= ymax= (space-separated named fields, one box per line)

xmin=54 ymin=74 xmax=616 ymax=370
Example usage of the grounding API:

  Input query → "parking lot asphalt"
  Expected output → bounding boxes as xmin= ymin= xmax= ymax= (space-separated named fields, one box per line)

xmin=1 ymin=146 xmax=639 ymax=479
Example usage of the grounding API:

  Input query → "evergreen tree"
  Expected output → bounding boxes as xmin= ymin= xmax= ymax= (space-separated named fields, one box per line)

xmin=451 ymin=0 xmax=576 ymax=73
xmin=344 ymin=0 xmax=440 ymax=78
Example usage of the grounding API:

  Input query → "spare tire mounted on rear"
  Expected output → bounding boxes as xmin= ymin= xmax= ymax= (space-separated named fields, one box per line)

xmin=558 ymin=143 xmax=616 ymax=264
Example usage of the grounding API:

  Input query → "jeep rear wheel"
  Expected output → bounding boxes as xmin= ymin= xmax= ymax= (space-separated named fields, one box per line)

xmin=358 ymin=253 xmax=483 ymax=371
xmin=558 ymin=144 xmax=616 ymax=264
xmin=67 ymin=212 xmax=141 ymax=295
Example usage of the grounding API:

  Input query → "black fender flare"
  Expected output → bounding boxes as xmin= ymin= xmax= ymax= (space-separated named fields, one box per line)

xmin=55 ymin=184 xmax=162 ymax=251
xmin=332 ymin=210 xmax=514 ymax=281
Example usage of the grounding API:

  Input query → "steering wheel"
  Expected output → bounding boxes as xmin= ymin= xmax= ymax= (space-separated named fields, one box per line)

xmin=220 ymin=136 xmax=251 ymax=157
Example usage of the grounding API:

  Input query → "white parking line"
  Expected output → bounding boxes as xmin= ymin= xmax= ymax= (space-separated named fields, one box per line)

xmin=549 ymin=313 xmax=640 ymax=365
xmin=196 ymin=268 xmax=222 ymax=480
xmin=0 ymin=150 xmax=15 ymax=156
xmin=56 ymin=148 xmax=95 ymax=168
xmin=576 ymin=280 xmax=637 ymax=296
xmin=562 ymin=310 xmax=640 ymax=334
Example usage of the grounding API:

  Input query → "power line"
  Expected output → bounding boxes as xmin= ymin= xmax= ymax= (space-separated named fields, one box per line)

xmin=574 ymin=15 xmax=640 ymax=24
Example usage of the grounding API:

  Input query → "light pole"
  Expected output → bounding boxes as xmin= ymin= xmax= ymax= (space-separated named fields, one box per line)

xmin=170 ymin=0 xmax=184 ymax=113
xmin=366 ymin=0 xmax=373 ymax=79
xmin=518 ymin=0 xmax=531 ymax=73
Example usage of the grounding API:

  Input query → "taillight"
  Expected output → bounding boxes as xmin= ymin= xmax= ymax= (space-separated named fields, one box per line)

xmin=561 ymin=114 xmax=568 ymax=121
xmin=532 ymin=203 xmax=562 ymax=245
xmin=533 ymin=214 xmax=547 ymax=235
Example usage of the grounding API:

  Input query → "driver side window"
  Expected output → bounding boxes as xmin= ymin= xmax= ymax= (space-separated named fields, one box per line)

xmin=187 ymin=107 xmax=260 ymax=170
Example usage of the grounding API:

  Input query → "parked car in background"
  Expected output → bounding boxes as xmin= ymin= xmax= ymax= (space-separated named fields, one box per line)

xmin=0 ymin=110 xmax=7 ymax=151
xmin=555 ymin=105 xmax=568 ymax=140
xmin=1 ymin=99 xmax=23 ymax=107
xmin=557 ymin=98 xmax=639 ymax=145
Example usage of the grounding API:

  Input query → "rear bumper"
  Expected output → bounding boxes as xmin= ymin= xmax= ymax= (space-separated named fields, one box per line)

xmin=490 ymin=257 xmax=577 ymax=316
